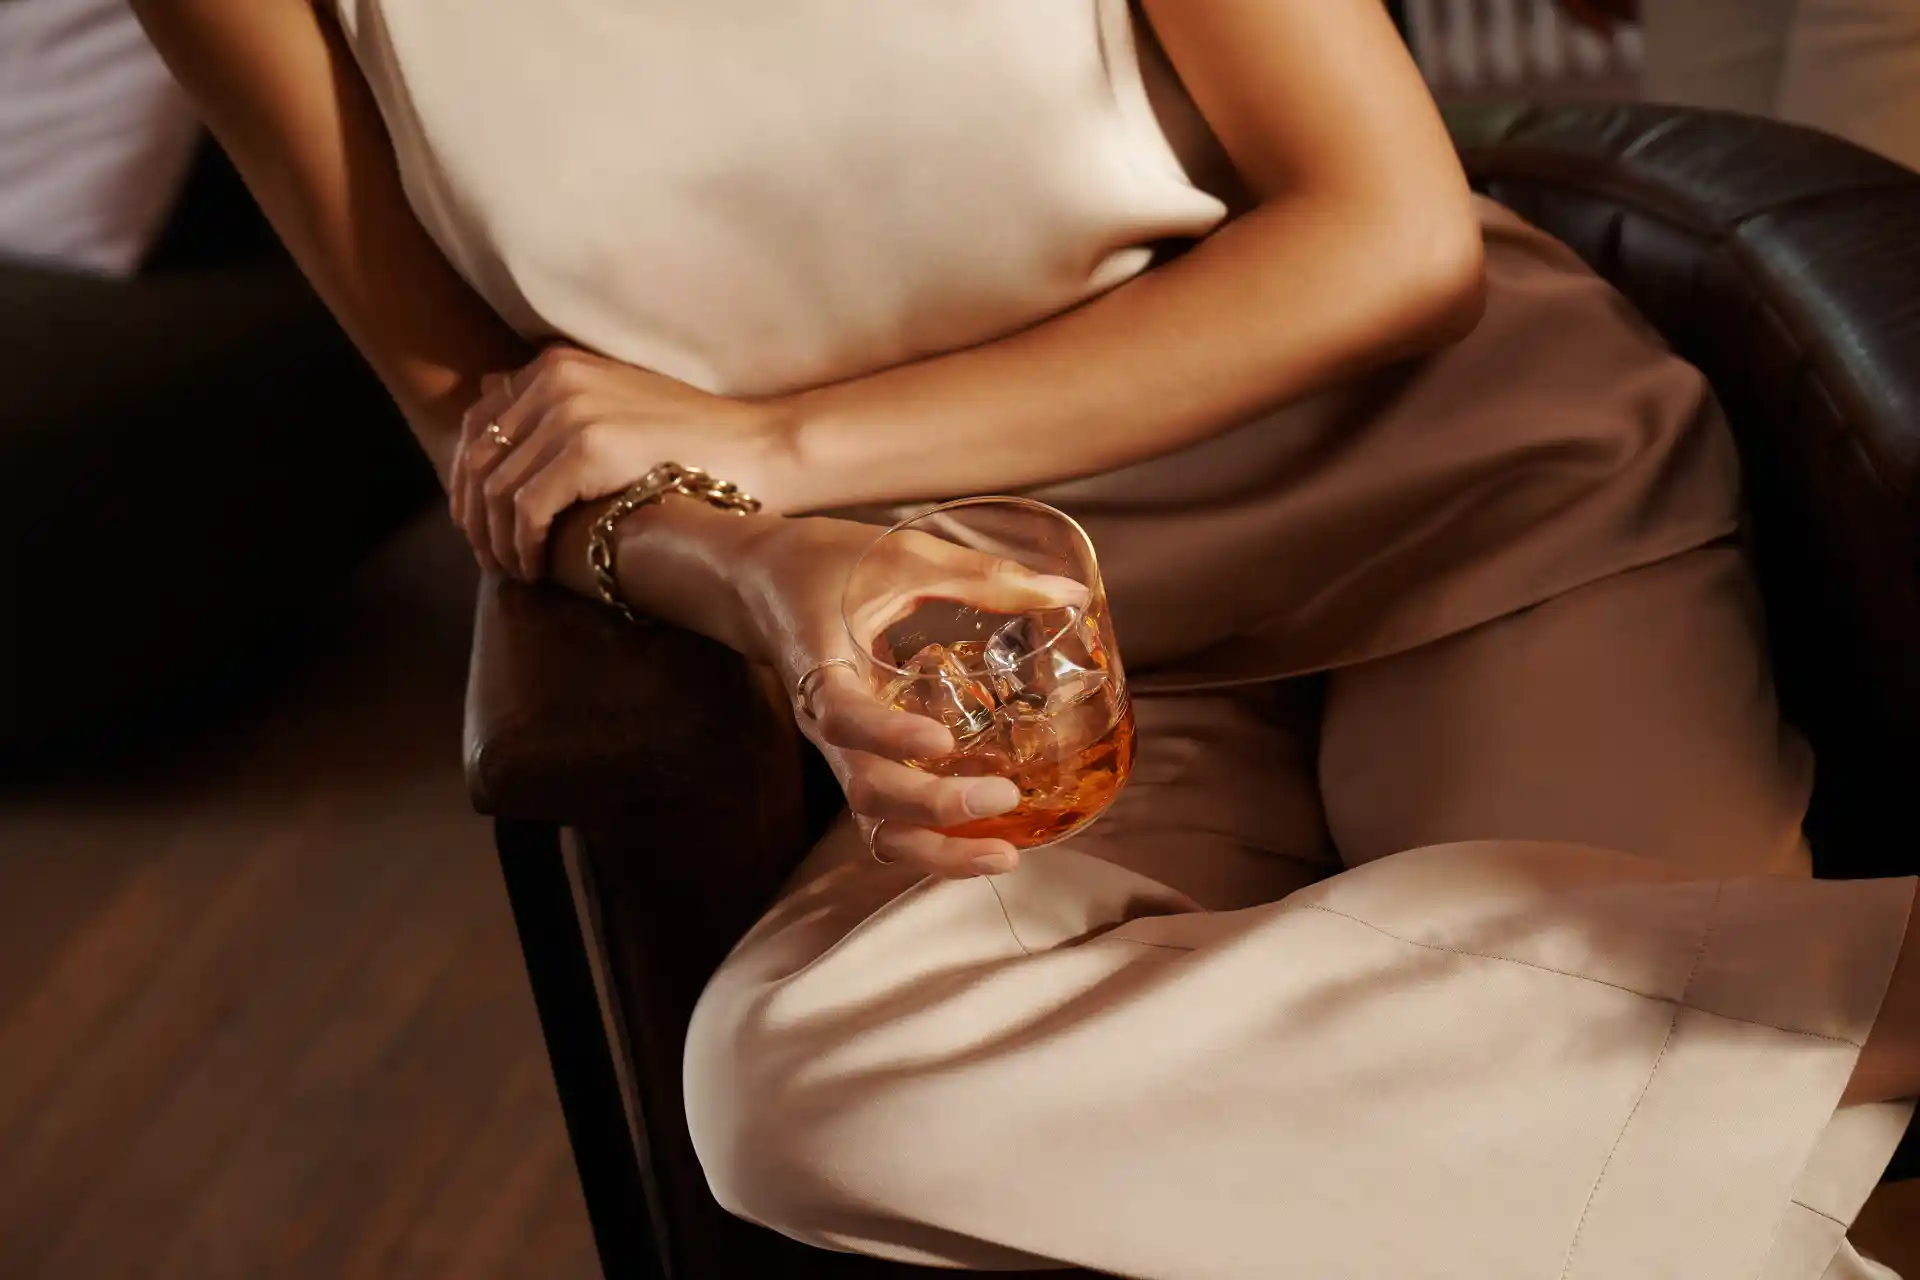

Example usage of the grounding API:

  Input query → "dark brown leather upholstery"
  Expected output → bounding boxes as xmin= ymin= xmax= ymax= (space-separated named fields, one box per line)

xmin=466 ymin=105 xmax=1920 ymax=1276
xmin=466 ymin=583 xmax=808 ymax=833
xmin=0 ymin=140 xmax=434 ymax=757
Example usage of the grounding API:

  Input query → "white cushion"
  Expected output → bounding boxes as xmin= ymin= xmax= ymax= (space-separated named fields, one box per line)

xmin=0 ymin=0 xmax=203 ymax=276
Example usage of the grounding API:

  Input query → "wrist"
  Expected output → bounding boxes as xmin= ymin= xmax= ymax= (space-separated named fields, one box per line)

xmin=745 ymin=396 xmax=815 ymax=515
xmin=613 ymin=498 xmax=781 ymax=657
xmin=726 ymin=512 xmax=804 ymax=666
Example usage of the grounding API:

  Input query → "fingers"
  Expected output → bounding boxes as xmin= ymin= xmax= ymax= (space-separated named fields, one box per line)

xmin=451 ymin=356 xmax=591 ymax=579
xmin=502 ymin=434 xmax=583 ymax=581
xmin=453 ymin=350 xmax=586 ymax=573
xmin=809 ymin=667 xmax=957 ymax=760
xmin=451 ymin=373 xmax=513 ymax=537
xmin=485 ymin=422 xmax=631 ymax=581
xmin=845 ymin=754 xmax=1020 ymax=833
xmin=803 ymin=667 xmax=1021 ymax=878
xmin=480 ymin=404 xmax=573 ymax=576
xmin=456 ymin=371 xmax=543 ymax=573
xmin=867 ymin=817 xmax=1021 ymax=880
xmin=468 ymin=347 xmax=671 ymax=580
xmin=468 ymin=374 xmax=560 ymax=574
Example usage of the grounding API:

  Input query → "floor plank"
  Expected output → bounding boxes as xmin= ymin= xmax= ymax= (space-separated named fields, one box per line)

xmin=0 ymin=517 xmax=596 ymax=1280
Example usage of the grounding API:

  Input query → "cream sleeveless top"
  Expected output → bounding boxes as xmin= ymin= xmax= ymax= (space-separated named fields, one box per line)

xmin=332 ymin=0 xmax=1740 ymax=686
xmin=332 ymin=0 xmax=1226 ymax=398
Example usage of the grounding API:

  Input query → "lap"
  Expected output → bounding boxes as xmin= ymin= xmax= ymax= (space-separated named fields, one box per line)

xmin=772 ymin=681 xmax=1335 ymax=918
xmin=1041 ymin=539 xmax=1812 ymax=906
xmin=776 ymin=543 xmax=1811 ymax=927
xmin=687 ymin=543 xmax=1899 ymax=1276
xmin=1320 ymin=542 xmax=1813 ymax=878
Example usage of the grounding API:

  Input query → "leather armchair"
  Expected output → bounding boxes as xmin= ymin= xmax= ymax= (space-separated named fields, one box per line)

xmin=0 ymin=140 xmax=436 ymax=758
xmin=465 ymin=104 xmax=1920 ymax=1278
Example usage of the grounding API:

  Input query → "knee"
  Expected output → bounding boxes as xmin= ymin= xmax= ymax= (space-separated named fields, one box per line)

xmin=683 ymin=985 xmax=860 ymax=1240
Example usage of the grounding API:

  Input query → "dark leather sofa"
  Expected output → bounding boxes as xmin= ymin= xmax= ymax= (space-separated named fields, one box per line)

xmin=464 ymin=104 xmax=1920 ymax=1277
xmin=0 ymin=140 xmax=435 ymax=758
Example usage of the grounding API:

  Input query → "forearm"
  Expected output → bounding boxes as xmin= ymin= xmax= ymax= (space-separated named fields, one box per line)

xmin=778 ymin=191 xmax=1485 ymax=513
xmin=133 ymin=0 xmax=531 ymax=487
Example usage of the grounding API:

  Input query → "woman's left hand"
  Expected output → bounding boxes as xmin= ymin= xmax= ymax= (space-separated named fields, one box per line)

xmin=449 ymin=345 xmax=796 ymax=580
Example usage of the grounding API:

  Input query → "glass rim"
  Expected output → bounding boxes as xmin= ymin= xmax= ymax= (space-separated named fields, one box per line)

xmin=839 ymin=494 xmax=1106 ymax=680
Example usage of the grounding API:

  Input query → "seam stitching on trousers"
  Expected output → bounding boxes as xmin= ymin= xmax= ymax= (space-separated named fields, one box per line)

xmin=1110 ymin=936 xmax=1194 ymax=954
xmin=1559 ymin=883 xmax=1722 ymax=1280
xmin=1294 ymin=903 xmax=1860 ymax=1045
xmin=983 ymin=878 xmax=1034 ymax=957
xmin=1788 ymin=1197 xmax=1848 ymax=1229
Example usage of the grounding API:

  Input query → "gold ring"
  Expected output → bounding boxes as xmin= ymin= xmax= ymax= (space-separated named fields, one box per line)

xmin=485 ymin=420 xmax=514 ymax=448
xmin=793 ymin=658 xmax=859 ymax=722
xmin=867 ymin=818 xmax=896 ymax=865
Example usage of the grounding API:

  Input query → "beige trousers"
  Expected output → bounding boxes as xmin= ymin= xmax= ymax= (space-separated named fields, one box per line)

xmin=685 ymin=544 xmax=1917 ymax=1279
xmin=1642 ymin=0 xmax=1920 ymax=171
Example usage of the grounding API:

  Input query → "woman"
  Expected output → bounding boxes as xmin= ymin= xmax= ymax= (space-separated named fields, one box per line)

xmin=136 ymin=2 xmax=1917 ymax=1275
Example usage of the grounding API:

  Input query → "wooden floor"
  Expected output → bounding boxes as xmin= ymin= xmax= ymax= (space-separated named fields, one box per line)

xmin=0 ymin=514 xmax=1913 ymax=1278
xmin=0 ymin=518 xmax=596 ymax=1280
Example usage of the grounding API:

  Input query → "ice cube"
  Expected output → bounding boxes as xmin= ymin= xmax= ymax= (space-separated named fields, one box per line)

xmin=1043 ymin=671 xmax=1114 ymax=742
xmin=882 ymin=643 xmax=997 ymax=743
xmin=984 ymin=607 xmax=1103 ymax=705
xmin=995 ymin=674 xmax=1112 ymax=759
xmin=994 ymin=690 xmax=1054 ymax=765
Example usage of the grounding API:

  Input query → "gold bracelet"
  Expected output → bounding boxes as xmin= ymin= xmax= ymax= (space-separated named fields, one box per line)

xmin=586 ymin=462 xmax=762 ymax=623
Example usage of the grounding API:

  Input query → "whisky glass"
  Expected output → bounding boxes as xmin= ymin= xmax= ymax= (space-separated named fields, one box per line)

xmin=840 ymin=497 xmax=1134 ymax=849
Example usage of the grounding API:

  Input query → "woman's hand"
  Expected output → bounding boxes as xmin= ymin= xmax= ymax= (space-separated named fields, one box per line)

xmin=448 ymin=345 xmax=798 ymax=579
xmin=742 ymin=517 xmax=1088 ymax=880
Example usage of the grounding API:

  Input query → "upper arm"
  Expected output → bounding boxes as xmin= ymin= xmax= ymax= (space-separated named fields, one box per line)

xmin=130 ymin=0 xmax=528 ymax=477
xmin=1140 ymin=0 xmax=1483 ymax=291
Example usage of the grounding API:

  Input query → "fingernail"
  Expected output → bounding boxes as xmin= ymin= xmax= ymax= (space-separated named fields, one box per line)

xmin=963 ymin=778 xmax=1020 ymax=818
xmin=969 ymin=852 xmax=1019 ymax=876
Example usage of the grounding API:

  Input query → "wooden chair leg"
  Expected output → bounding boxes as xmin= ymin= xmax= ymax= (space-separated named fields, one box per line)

xmin=495 ymin=818 xmax=666 ymax=1279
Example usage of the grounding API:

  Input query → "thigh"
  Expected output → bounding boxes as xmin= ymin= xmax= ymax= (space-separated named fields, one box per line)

xmin=1319 ymin=543 xmax=1814 ymax=877
xmin=1064 ymin=681 xmax=1338 ymax=912
xmin=776 ymin=681 xmax=1338 ymax=920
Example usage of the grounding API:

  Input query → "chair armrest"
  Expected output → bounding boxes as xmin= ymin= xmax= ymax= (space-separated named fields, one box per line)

xmin=466 ymin=574 xmax=830 ymax=1269
xmin=464 ymin=573 xmax=809 ymax=836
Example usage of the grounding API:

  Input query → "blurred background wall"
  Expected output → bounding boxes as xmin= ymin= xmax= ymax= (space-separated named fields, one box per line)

xmin=1402 ymin=0 xmax=1645 ymax=103
xmin=1397 ymin=0 xmax=1920 ymax=170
